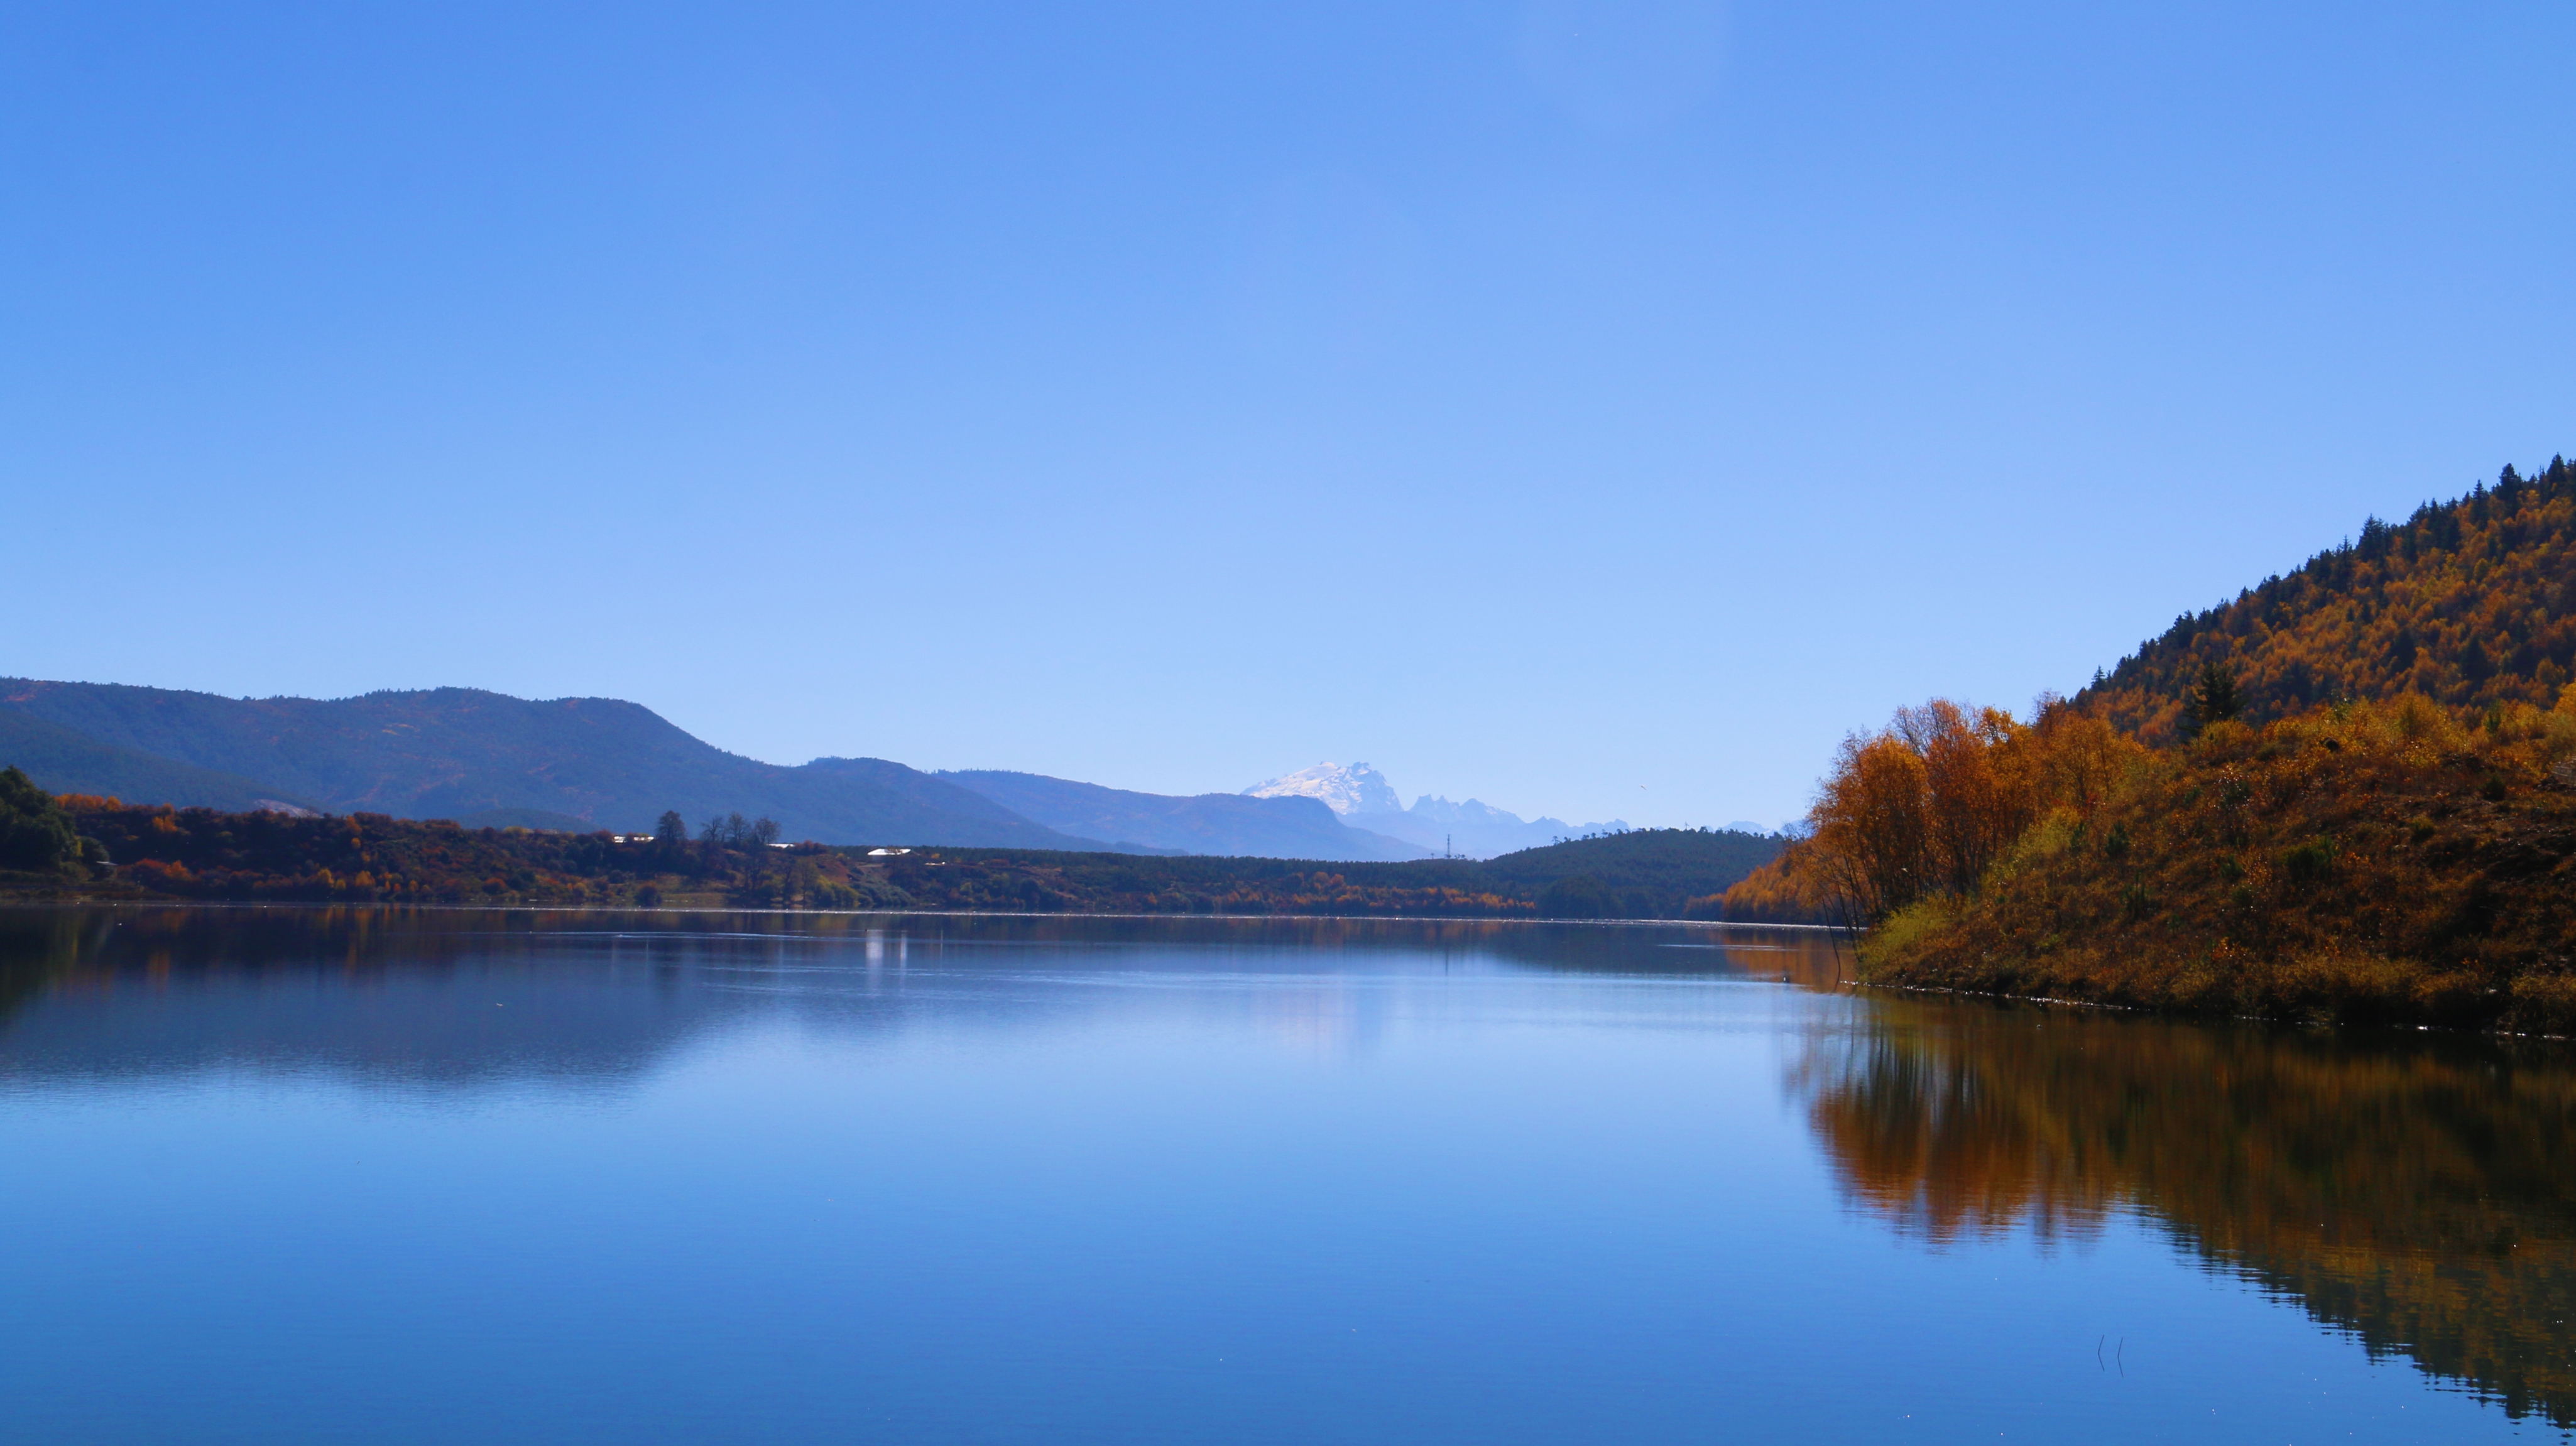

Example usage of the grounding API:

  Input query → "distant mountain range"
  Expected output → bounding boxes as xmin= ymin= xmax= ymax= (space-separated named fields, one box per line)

xmin=0 ymin=680 xmax=1454 ymax=860
xmin=1244 ymin=761 xmax=1630 ymax=859
xmin=0 ymin=680 xmax=1085 ymax=849
xmin=937 ymin=771 xmax=1423 ymax=861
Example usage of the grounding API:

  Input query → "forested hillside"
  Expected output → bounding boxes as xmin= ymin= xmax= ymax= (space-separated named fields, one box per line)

xmin=1742 ymin=680 xmax=2576 ymax=1030
xmin=2081 ymin=459 xmax=2576 ymax=741
xmin=1473 ymin=828 xmax=1785 ymax=918
xmin=1723 ymin=456 xmax=2576 ymax=1027
xmin=1842 ymin=696 xmax=2576 ymax=1032
xmin=0 ymin=709 xmax=318 ymax=815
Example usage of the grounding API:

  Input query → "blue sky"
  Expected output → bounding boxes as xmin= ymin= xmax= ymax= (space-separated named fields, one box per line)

xmin=8 ymin=1 xmax=2573 ymax=828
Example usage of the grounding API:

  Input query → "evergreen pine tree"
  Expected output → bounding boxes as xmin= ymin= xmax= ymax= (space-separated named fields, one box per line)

xmin=2180 ymin=662 xmax=2244 ymax=739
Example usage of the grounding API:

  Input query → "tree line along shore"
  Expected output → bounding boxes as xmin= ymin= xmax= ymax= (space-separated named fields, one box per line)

xmin=0 ymin=780 xmax=1786 ymax=923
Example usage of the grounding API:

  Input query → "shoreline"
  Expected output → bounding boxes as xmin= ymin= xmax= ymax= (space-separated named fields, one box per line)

xmin=0 ymin=895 xmax=1851 ymax=931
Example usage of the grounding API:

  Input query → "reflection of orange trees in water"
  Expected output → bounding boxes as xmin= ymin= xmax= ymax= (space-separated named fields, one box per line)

xmin=1797 ymin=1021 xmax=2119 ymax=1248
xmin=1798 ymin=999 xmax=2576 ymax=1427
xmin=1729 ymin=930 xmax=1850 ymax=989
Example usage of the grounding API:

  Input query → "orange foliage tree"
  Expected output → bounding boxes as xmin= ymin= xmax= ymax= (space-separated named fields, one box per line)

xmin=1799 ymin=698 xmax=2144 ymax=927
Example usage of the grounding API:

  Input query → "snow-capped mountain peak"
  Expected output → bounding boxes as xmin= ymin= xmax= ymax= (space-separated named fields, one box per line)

xmin=1242 ymin=763 xmax=1640 ymax=857
xmin=1243 ymin=761 xmax=1404 ymax=817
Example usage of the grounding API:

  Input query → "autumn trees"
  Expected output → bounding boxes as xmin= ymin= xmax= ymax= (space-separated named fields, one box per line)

xmin=1753 ymin=457 xmax=2576 ymax=1025
xmin=1796 ymin=699 xmax=2142 ymax=927
xmin=1857 ymin=689 xmax=2576 ymax=1031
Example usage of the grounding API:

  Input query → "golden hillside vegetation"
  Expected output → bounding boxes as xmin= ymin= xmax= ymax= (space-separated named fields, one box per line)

xmin=2082 ymin=459 xmax=2576 ymax=742
xmin=1729 ymin=457 xmax=2576 ymax=1028
xmin=1848 ymin=693 xmax=2576 ymax=1031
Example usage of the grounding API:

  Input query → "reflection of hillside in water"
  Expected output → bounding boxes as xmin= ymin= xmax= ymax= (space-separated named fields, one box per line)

xmin=1798 ymin=999 xmax=2576 ymax=1428
xmin=0 ymin=907 xmax=1843 ymax=1087
xmin=0 ymin=907 xmax=778 ymax=1088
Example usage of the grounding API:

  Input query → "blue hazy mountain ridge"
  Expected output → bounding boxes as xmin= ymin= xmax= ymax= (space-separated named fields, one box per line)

xmin=0 ymin=680 xmax=1096 ymax=849
xmin=1381 ymin=795 xmax=1625 ymax=859
xmin=0 ymin=707 xmax=324 ymax=815
xmin=938 ymin=771 xmax=1427 ymax=862
xmin=0 ymin=679 xmax=1627 ymax=862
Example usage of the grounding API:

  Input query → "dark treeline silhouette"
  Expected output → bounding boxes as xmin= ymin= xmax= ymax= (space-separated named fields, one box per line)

xmin=700 ymin=812 xmax=780 ymax=849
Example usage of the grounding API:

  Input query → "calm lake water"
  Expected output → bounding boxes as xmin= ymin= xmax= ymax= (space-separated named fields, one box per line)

xmin=1 ymin=908 xmax=2570 ymax=1444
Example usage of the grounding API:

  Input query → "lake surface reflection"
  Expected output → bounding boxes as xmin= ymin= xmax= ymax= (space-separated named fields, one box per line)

xmin=0 ymin=906 xmax=2567 ymax=1443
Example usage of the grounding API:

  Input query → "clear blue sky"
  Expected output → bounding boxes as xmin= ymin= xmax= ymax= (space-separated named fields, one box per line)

xmin=8 ymin=1 xmax=2573 ymax=829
